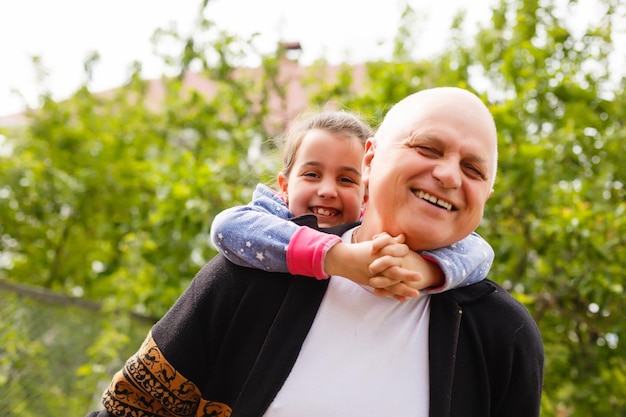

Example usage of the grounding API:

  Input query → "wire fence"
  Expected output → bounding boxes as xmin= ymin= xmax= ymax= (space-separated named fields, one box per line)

xmin=0 ymin=280 xmax=152 ymax=417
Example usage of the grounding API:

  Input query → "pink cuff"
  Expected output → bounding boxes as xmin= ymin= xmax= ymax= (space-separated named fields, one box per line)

xmin=286 ymin=227 xmax=342 ymax=279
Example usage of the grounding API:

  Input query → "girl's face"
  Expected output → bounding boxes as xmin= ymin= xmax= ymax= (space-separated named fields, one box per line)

xmin=278 ymin=128 xmax=366 ymax=228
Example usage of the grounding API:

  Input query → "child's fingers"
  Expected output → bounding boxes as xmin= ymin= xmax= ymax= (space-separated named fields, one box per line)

xmin=370 ymin=233 xmax=396 ymax=253
xmin=368 ymin=276 xmax=399 ymax=288
xmin=372 ymin=288 xmax=408 ymax=302
xmin=401 ymin=274 xmax=427 ymax=290
xmin=372 ymin=283 xmax=419 ymax=299
xmin=369 ymin=254 xmax=403 ymax=275
xmin=372 ymin=232 xmax=392 ymax=240
xmin=370 ymin=233 xmax=408 ymax=253
xmin=383 ymin=266 xmax=423 ymax=284
xmin=377 ymin=243 xmax=410 ymax=257
xmin=388 ymin=283 xmax=420 ymax=298
xmin=372 ymin=287 xmax=396 ymax=298
xmin=370 ymin=255 xmax=422 ymax=277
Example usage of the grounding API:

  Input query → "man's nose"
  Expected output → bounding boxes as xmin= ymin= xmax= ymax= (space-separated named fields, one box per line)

xmin=433 ymin=160 xmax=462 ymax=189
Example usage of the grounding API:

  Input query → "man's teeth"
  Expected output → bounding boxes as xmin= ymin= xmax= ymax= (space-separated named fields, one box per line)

xmin=417 ymin=190 xmax=453 ymax=211
xmin=313 ymin=208 xmax=336 ymax=216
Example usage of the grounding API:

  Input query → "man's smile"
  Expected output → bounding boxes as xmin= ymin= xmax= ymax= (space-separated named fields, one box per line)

xmin=412 ymin=189 xmax=455 ymax=211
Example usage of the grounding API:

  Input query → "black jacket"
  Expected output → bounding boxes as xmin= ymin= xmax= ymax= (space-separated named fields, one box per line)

xmin=87 ymin=224 xmax=544 ymax=417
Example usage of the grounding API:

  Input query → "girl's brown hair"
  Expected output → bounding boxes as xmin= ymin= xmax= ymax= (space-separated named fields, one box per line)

xmin=278 ymin=111 xmax=373 ymax=179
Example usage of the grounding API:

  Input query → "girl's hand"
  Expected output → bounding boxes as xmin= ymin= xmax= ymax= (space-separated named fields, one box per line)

xmin=367 ymin=233 xmax=444 ymax=300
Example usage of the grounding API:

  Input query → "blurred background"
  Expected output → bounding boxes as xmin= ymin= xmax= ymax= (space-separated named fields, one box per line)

xmin=0 ymin=0 xmax=511 ymax=117
xmin=0 ymin=0 xmax=624 ymax=416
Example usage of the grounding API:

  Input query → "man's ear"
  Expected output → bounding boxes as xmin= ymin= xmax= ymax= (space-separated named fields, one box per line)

xmin=362 ymin=138 xmax=376 ymax=186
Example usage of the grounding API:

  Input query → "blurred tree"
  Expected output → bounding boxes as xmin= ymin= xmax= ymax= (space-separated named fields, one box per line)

xmin=468 ymin=1 xmax=626 ymax=416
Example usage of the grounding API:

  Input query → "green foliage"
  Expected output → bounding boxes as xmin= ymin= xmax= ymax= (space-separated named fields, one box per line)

xmin=0 ymin=287 xmax=150 ymax=416
xmin=469 ymin=1 xmax=626 ymax=415
xmin=0 ymin=0 xmax=624 ymax=415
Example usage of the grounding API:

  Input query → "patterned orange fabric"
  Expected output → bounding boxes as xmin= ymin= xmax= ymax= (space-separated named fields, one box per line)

xmin=102 ymin=332 xmax=232 ymax=417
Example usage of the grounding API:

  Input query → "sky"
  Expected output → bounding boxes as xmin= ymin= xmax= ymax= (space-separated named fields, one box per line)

xmin=0 ymin=0 xmax=617 ymax=117
xmin=0 ymin=0 xmax=502 ymax=117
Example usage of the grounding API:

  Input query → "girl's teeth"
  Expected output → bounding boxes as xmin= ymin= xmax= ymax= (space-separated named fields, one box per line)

xmin=315 ymin=208 xmax=334 ymax=216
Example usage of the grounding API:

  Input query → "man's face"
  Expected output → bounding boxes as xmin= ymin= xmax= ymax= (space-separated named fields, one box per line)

xmin=362 ymin=89 xmax=497 ymax=250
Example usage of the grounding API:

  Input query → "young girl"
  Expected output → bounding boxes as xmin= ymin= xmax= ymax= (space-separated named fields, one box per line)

xmin=210 ymin=111 xmax=494 ymax=298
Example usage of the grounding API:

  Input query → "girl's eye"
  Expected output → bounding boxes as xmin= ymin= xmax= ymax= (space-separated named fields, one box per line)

xmin=339 ymin=176 xmax=357 ymax=184
xmin=303 ymin=172 xmax=320 ymax=179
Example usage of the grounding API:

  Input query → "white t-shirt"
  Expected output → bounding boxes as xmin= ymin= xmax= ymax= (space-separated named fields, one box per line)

xmin=264 ymin=228 xmax=431 ymax=417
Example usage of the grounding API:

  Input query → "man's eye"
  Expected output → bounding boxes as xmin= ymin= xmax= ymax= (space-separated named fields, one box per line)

xmin=463 ymin=165 xmax=486 ymax=179
xmin=414 ymin=146 xmax=440 ymax=157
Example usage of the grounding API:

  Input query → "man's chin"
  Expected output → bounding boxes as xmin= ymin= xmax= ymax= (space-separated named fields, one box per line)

xmin=406 ymin=228 xmax=458 ymax=251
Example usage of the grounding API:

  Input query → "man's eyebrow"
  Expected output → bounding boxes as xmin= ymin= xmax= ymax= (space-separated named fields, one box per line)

xmin=301 ymin=161 xmax=361 ymax=176
xmin=406 ymin=133 xmax=442 ymax=144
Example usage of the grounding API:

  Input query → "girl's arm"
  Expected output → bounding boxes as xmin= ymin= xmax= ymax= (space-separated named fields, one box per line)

xmin=367 ymin=232 xmax=494 ymax=294
xmin=210 ymin=185 xmax=435 ymax=299
xmin=210 ymin=184 xmax=340 ymax=278
xmin=210 ymin=184 xmax=452 ymax=298
xmin=324 ymin=234 xmax=441 ymax=300
xmin=418 ymin=232 xmax=494 ymax=293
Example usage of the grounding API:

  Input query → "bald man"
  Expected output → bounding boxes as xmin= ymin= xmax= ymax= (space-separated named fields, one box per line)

xmin=88 ymin=88 xmax=543 ymax=417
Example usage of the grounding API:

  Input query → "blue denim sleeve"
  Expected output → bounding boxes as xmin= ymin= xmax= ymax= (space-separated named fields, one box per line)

xmin=209 ymin=184 xmax=300 ymax=273
xmin=419 ymin=232 xmax=494 ymax=293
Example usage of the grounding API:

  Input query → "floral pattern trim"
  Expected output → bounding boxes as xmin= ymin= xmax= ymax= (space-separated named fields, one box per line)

xmin=102 ymin=332 xmax=232 ymax=417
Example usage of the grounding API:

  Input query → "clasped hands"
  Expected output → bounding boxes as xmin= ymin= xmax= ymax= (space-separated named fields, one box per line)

xmin=324 ymin=232 xmax=444 ymax=301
